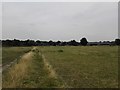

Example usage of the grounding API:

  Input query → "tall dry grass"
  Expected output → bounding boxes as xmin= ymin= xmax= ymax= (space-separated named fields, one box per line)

xmin=3 ymin=52 xmax=33 ymax=88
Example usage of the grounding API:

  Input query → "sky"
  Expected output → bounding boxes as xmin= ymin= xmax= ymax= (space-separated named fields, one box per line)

xmin=0 ymin=2 xmax=1 ymax=40
xmin=1 ymin=0 xmax=119 ymax=2
xmin=2 ymin=2 xmax=118 ymax=42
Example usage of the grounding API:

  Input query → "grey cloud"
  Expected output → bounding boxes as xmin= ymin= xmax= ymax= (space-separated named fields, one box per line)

xmin=2 ymin=2 xmax=118 ymax=41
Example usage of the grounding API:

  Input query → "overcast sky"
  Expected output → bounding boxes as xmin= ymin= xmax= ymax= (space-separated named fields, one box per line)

xmin=2 ymin=2 xmax=118 ymax=42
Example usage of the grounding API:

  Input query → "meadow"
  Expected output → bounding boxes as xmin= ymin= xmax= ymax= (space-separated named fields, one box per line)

xmin=2 ymin=46 xmax=119 ymax=88
xmin=0 ymin=47 xmax=2 ymax=64
xmin=40 ymin=46 xmax=118 ymax=88
xmin=2 ymin=47 xmax=32 ymax=66
xmin=0 ymin=47 xmax=2 ymax=89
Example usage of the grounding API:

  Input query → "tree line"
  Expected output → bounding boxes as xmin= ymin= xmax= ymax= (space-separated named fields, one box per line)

xmin=1 ymin=38 xmax=120 ymax=47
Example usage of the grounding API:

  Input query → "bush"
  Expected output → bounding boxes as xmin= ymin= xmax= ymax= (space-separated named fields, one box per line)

xmin=58 ymin=50 xmax=63 ymax=52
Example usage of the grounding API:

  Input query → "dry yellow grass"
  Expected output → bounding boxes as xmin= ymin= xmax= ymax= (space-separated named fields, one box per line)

xmin=3 ymin=51 xmax=33 ymax=88
xmin=42 ymin=54 xmax=57 ymax=79
xmin=41 ymin=54 xmax=67 ymax=88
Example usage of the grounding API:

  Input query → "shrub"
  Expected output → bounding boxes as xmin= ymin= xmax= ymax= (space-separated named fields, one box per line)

xmin=58 ymin=50 xmax=63 ymax=52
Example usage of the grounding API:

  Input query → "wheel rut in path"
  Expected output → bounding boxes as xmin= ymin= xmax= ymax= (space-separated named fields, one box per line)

xmin=38 ymin=48 xmax=68 ymax=88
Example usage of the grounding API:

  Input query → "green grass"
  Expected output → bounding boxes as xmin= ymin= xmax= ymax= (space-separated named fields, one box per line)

xmin=39 ymin=46 xmax=118 ymax=88
xmin=0 ymin=47 xmax=1 ymax=89
xmin=0 ymin=47 xmax=1 ymax=63
xmin=2 ymin=46 xmax=118 ymax=88
xmin=2 ymin=47 xmax=64 ymax=88
xmin=2 ymin=47 xmax=32 ymax=66
xmin=21 ymin=50 xmax=64 ymax=88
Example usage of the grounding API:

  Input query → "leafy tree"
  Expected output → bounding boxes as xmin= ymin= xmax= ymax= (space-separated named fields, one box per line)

xmin=115 ymin=39 xmax=120 ymax=45
xmin=69 ymin=40 xmax=78 ymax=46
xmin=56 ymin=41 xmax=61 ymax=46
xmin=13 ymin=39 xmax=20 ymax=46
xmin=80 ymin=38 xmax=88 ymax=46
xmin=49 ymin=40 xmax=54 ymax=46
xmin=36 ymin=40 xmax=41 ymax=46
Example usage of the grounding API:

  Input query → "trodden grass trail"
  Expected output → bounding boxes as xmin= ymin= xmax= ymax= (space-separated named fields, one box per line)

xmin=3 ymin=51 xmax=33 ymax=88
xmin=2 ymin=47 xmax=65 ymax=88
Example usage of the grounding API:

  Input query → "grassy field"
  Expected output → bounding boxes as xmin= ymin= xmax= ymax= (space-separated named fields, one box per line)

xmin=2 ymin=46 xmax=118 ymax=88
xmin=0 ymin=47 xmax=1 ymax=62
xmin=2 ymin=47 xmax=32 ymax=66
xmin=3 ymin=47 xmax=64 ymax=88
xmin=0 ymin=47 xmax=1 ymax=90
xmin=40 ymin=46 xmax=118 ymax=88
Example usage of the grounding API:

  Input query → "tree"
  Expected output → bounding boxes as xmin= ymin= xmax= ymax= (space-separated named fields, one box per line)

xmin=56 ymin=41 xmax=61 ymax=46
xmin=80 ymin=38 xmax=88 ymax=46
xmin=115 ymin=39 xmax=120 ymax=45
xmin=36 ymin=40 xmax=41 ymax=46
xmin=49 ymin=40 xmax=54 ymax=46
xmin=13 ymin=39 xmax=20 ymax=46
xmin=69 ymin=40 xmax=78 ymax=46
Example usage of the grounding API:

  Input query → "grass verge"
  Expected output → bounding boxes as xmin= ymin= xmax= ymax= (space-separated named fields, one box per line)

xmin=2 ymin=52 xmax=33 ymax=88
xmin=2 ymin=47 xmax=32 ymax=66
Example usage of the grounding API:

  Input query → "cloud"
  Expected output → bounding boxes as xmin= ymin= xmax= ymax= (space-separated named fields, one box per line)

xmin=2 ymin=2 xmax=118 ymax=41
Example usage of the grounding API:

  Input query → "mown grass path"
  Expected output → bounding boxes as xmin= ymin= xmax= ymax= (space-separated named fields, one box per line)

xmin=2 ymin=47 xmax=65 ymax=88
xmin=21 ymin=47 xmax=65 ymax=88
xmin=3 ymin=51 xmax=33 ymax=88
xmin=40 ymin=52 xmax=68 ymax=88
